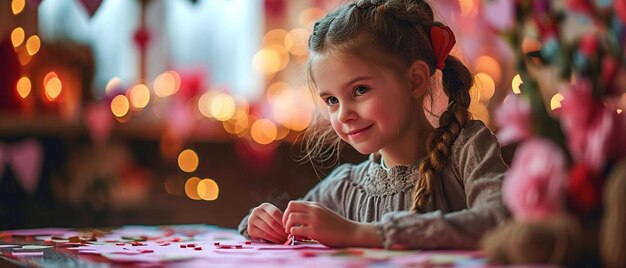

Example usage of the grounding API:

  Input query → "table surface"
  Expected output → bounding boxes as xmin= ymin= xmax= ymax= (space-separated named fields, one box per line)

xmin=0 ymin=225 xmax=485 ymax=267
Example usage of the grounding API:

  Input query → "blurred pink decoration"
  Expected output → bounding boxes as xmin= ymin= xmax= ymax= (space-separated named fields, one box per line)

xmin=617 ymin=0 xmax=626 ymax=25
xmin=0 ymin=139 xmax=43 ymax=195
xmin=565 ymin=0 xmax=595 ymax=14
xmin=429 ymin=0 xmax=461 ymax=26
xmin=495 ymin=94 xmax=532 ymax=145
xmin=77 ymin=0 xmax=103 ymax=17
xmin=482 ymin=0 xmax=514 ymax=31
xmin=503 ymin=138 xmax=567 ymax=222
xmin=177 ymin=68 xmax=205 ymax=100
xmin=133 ymin=27 xmax=151 ymax=53
xmin=264 ymin=0 xmax=286 ymax=18
xmin=84 ymin=102 xmax=113 ymax=146
xmin=166 ymin=99 xmax=193 ymax=140
xmin=559 ymin=81 xmax=625 ymax=172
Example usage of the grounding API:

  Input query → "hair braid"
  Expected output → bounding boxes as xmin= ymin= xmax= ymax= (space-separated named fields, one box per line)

xmin=412 ymin=55 xmax=472 ymax=212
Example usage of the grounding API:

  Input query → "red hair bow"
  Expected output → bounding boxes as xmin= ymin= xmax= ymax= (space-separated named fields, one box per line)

xmin=429 ymin=25 xmax=456 ymax=70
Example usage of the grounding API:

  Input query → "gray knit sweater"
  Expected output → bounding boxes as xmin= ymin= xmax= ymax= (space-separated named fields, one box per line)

xmin=238 ymin=120 xmax=510 ymax=249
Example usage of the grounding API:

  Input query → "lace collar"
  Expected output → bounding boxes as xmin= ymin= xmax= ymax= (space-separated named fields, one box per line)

xmin=359 ymin=154 xmax=419 ymax=196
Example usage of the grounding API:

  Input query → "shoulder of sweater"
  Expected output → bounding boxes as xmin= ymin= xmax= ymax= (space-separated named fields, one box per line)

xmin=321 ymin=160 xmax=373 ymax=184
xmin=454 ymin=120 xmax=497 ymax=148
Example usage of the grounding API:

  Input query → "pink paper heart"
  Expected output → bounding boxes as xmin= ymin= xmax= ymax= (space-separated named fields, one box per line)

xmin=85 ymin=103 xmax=113 ymax=146
xmin=77 ymin=0 xmax=103 ymax=18
xmin=9 ymin=139 xmax=43 ymax=195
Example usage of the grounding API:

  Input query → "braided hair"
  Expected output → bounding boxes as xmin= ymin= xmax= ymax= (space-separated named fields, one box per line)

xmin=305 ymin=0 xmax=473 ymax=212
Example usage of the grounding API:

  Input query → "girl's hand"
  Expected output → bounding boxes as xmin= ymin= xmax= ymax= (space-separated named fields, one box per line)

xmin=282 ymin=201 xmax=381 ymax=248
xmin=247 ymin=202 xmax=288 ymax=244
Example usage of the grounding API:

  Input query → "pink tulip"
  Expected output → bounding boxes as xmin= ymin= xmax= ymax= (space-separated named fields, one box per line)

xmin=495 ymin=94 xmax=533 ymax=145
xmin=503 ymin=138 xmax=568 ymax=222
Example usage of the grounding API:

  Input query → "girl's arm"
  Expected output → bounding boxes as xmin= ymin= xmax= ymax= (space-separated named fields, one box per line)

xmin=375 ymin=121 xmax=510 ymax=249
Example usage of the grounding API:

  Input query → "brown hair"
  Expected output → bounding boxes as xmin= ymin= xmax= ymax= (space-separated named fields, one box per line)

xmin=304 ymin=0 xmax=472 ymax=212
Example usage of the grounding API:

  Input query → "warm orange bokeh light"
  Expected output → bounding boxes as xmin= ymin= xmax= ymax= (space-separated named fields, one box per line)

xmin=253 ymin=48 xmax=282 ymax=75
xmin=111 ymin=95 xmax=130 ymax=117
xmin=184 ymin=177 xmax=202 ymax=200
xmin=154 ymin=71 xmax=180 ymax=97
xmin=474 ymin=73 xmax=496 ymax=101
xmin=26 ymin=35 xmax=41 ymax=56
xmin=250 ymin=119 xmax=277 ymax=145
xmin=16 ymin=76 xmax=31 ymax=99
xmin=263 ymin=28 xmax=289 ymax=46
xmin=11 ymin=27 xmax=25 ymax=47
xmin=12 ymin=0 xmax=25 ymax=15
xmin=178 ymin=149 xmax=199 ymax=173
xmin=299 ymin=8 xmax=325 ymax=28
xmin=210 ymin=93 xmax=236 ymax=121
xmin=284 ymin=28 xmax=310 ymax=56
xmin=128 ymin=84 xmax=150 ymax=109
xmin=474 ymin=56 xmax=501 ymax=84
xmin=44 ymin=76 xmax=62 ymax=101
xmin=197 ymin=178 xmax=219 ymax=201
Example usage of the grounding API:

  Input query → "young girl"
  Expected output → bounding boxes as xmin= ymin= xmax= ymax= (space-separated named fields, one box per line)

xmin=238 ymin=0 xmax=509 ymax=249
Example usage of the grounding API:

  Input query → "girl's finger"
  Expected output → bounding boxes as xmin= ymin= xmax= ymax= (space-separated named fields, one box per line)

xmin=249 ymin=225 xmax=285 ymax=244
xmin=252 ymin=216 xmax=287 ymax=241
xmin=284 ymin=212 xmax=309 ymax=234
xmin=264 ymin=206 xmax=285 ymax=229
xmin=282 ymin=201 xmax=311 ymax=226
xmin=258 ymin=211 xmax=288 ymax=237
xmin=289 ymin=224 xmax=311 ymax=239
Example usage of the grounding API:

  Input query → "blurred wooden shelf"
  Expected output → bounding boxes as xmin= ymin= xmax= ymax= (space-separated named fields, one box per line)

xmin=0 ymin=114 xmax=233 ymax=142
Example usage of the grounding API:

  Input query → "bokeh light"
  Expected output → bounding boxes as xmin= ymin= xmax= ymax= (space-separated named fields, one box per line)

xmin=197 ymin=178 xmax=219 ymax=201
xmin=210 ymin=93 xmax=236 ymax=121
xmin=298 ymin=7 xmax=325 ymax=28
xmin=12 ymin=0 xmax=25 ymax=15
xmin=284 ymin=28 xmax=310 ymax=56
xmin=250 ymin=119 xmax=277 ymax=145
xmin=253 ymin=48 xmax=281 ymax=75
xmin=11 ymin=27 xmax=25 ymax=47
xmin=263 ymin=28 xmax=289 ymax=46
xmin=128 ymin=84 xmax=151 ymax=109
xmin=474 ymin=56 xmax=501 ymax=84
xmin=184 ymin=177 xmax=201 ymax=200
xmin=43 ymin=73 xmax=62 ymax=101
xmin=164 ymin=176 xmax=184 ymax=195
xmin=105 ymin=77 xmax=121 ymax=95
xmin=178 ymin=149 xmax=199 ymax=173
xmin=154 ymin=71 xmax=180 ymax=97
xmin=474 ymin=73 xmax=496 ymax=101
xmin=512 ymin=74 xmax=522 ymax=94
xmin=550 ymin=93 xmax=564 ymax=110
xmin=16 ymin=76 xmax=31 ymax=99
xmin=110 ymin=95 xmax=130 ymax=118
xmin=25 ymin=35 xmax=40 ymax=56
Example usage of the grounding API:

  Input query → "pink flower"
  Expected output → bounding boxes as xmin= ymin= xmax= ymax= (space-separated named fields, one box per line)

xmin=503 ymin=138 xmax=568 ymax=222
xmin=560 ymin=81 xmax=622 ymax=172
xmin=495 ymin=94 xmax=533 ymax=145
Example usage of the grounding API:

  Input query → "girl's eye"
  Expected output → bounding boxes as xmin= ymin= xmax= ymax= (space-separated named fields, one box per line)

xmin=355 ymin=86 xmax=369 ymax=96
xmin=324 ymin=96 xmax=339 ymax=106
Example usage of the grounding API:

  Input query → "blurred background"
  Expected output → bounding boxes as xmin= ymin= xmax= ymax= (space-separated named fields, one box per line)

xmin=1 ymin=0 xmax=522 ymax=230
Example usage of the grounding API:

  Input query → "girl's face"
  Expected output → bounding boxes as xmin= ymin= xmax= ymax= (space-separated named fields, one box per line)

xmin=311 ymin=50 xmax=424 ymax=156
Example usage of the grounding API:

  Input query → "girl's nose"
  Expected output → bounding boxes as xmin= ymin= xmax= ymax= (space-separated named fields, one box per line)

xmin=337 ymin=104 xmax=357 ymax=123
